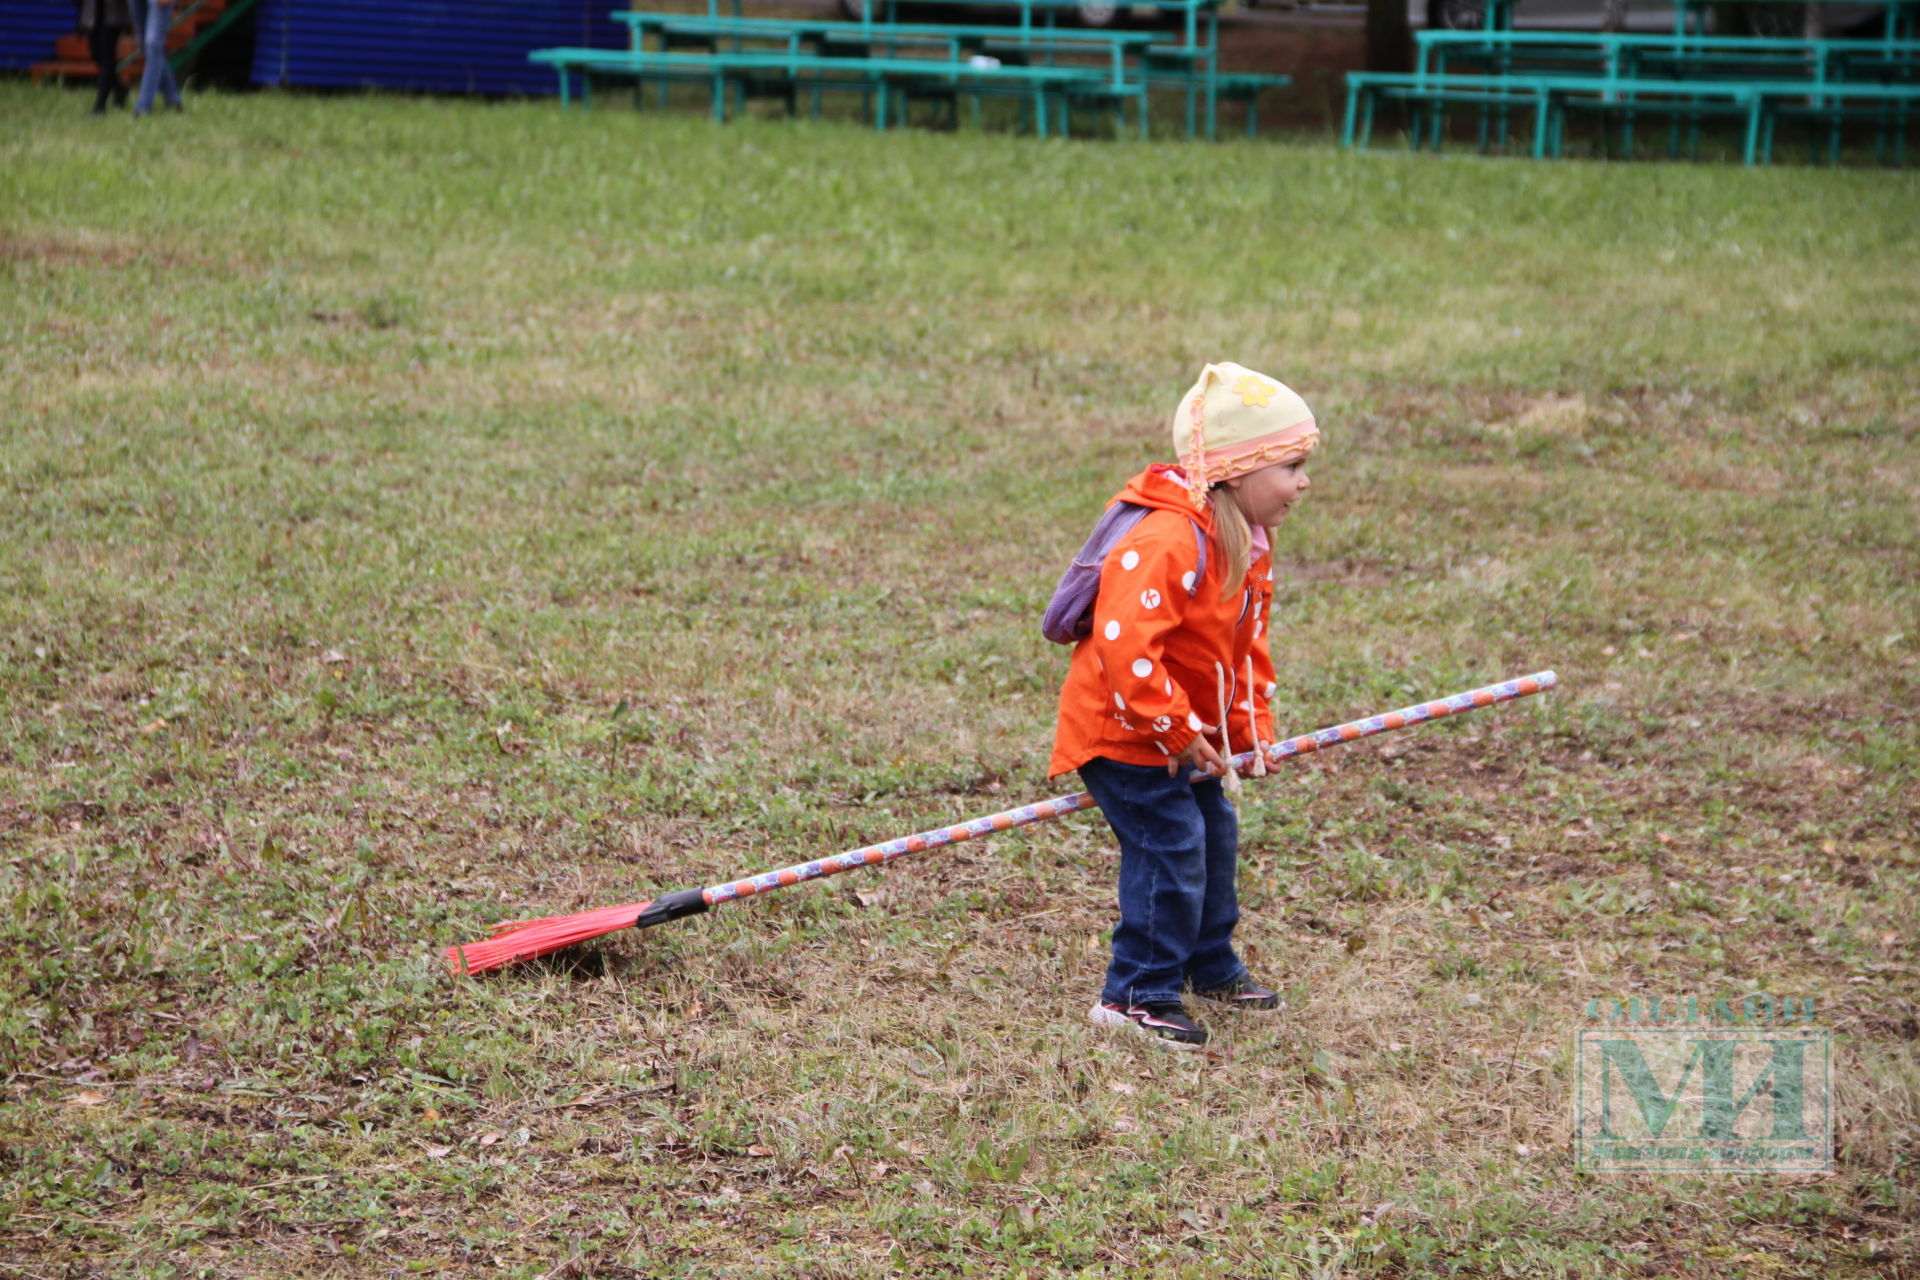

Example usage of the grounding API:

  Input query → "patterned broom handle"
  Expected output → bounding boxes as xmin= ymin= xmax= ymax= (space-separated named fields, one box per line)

xmin=693 ymin=671 xmax=1556 ymax=911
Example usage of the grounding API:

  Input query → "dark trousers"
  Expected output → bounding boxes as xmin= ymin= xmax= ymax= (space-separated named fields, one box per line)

xmin=90 ymin=22 xmax=127 ymax=112
xmin=1081 ymin=756 xmax=1248 ymax=1007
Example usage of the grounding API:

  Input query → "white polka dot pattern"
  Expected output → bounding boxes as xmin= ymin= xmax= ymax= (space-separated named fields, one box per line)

xmin=1113 ymin=693 xmax=1126 ymax=710
xmin=1181 ymin=571 xmax=1196 ymax=593
xmin=1120 ymin=550 xmax=1140 ymax=571
xmin=1140 ymin=589 xmax=1162 ymax=610
xmin=1187 ymin=712 xmax=1204 ymax=731
xmin=1131 ymin=659 xmax=1152 ymax=678
xmin=1103 ymin=620 xmax=1120 ymax=641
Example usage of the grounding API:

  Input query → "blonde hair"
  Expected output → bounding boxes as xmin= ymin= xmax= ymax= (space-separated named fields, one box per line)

xmin=1207 ymin=485 xmax=1265 ymax=600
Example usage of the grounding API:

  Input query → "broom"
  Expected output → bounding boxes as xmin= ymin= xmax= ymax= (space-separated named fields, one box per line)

xmin=446 ymin=670 xmax=1557 ymax=974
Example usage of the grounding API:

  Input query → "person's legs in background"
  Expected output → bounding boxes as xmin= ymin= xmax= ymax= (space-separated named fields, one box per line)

xmin=133 ymin=0 xmax=183 ymax=116
xmin=89 ymin=15 xmax=127 ymax=114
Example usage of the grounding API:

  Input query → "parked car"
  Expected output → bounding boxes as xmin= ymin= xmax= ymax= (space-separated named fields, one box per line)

xmin=836 ymin=0 xmax=1177 ymax=28
xmin=1414 ymin=0 xmax=1886 ymax=34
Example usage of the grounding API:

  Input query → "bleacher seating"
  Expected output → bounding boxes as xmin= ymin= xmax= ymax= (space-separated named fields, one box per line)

xmin=530 ymin=1 xmax=1292 ymax=141
xmin=1341 ymin=0 xmax=1917 ymax=165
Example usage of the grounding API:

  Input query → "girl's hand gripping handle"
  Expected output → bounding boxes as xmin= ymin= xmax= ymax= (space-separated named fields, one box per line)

xmin=1169 ymin=734 xmax=1228 ymax=779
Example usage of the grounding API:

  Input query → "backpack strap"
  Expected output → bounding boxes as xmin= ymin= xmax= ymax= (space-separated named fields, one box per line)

xmin=1187 ymin=517 xmax=1208 ymax=591
xmin=1040 ymin=503 xmax=1211 ymax=645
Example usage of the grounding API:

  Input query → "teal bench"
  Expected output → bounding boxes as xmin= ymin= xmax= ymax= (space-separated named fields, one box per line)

xmin=1755 ymin=82 xmax=1920 ymax=163
xmin=1346 ymin=70 xmax=1918 ymax=163
xmin=611 ymin=13 xmax=1157 ymax=133
xmin=831 ymin=0 xmax=1234 ymax=139
xmin=529 ymin=47 xmax=1125 ymax=137
xmin=1343 ymin=72 xmax=1766 ymax=161
xmin=1409 ymin=32 xmax=1916 ymax=159
xmin=544 ymin=1 xmax=1292 ymax=141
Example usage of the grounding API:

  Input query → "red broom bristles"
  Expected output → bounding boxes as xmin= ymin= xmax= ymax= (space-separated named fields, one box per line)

xmin=444 ymin=900 xmax=652 ymax=975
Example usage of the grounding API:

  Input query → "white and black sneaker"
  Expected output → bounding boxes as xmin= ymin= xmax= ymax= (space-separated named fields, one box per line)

xmin=1191 ymin=977 xmax=1282 ymax=1011
xmin=1089 ymin=999 xmax=1209 ymax=1049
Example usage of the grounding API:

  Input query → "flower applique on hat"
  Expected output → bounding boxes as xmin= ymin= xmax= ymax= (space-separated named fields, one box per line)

xmin=1169 ymin=362 xmax=1320 ymax=511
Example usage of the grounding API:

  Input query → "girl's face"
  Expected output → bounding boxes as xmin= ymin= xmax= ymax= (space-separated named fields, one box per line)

xmin=1224 ymin=457 xmax=1311 ymax=526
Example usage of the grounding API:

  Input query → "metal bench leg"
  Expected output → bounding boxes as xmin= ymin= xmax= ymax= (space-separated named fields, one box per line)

xmin=1360 ymin=89 xmax=1377 ymax=151
xmin=876 ymin=80 xmax=888 ymax=131
xmin=1245 ymin=95 xmax=1258 ymax=139
xmin=1341 ymin=83 xmax=1359 ymax=149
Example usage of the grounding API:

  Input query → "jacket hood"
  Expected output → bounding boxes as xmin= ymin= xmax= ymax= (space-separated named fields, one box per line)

xmin=1113 ymin=464 xmax=1212 ymax=526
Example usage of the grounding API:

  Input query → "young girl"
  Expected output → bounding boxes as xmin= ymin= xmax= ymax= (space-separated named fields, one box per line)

xmin=1050 ymin=361 xmax=1317 ymax=1050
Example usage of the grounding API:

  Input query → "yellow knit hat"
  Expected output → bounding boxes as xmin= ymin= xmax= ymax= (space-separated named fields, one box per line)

xmin=1168 ymin=362 xmax=1319 ymax=512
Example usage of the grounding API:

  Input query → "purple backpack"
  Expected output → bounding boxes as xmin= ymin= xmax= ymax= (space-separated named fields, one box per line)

xmin=1041 ymin=502 xmax=1208 ymax=645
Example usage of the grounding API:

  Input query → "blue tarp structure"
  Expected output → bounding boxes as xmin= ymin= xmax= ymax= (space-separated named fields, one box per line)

xmin=249 ymin=0 xmax=624 ymax=94
xmin=0 ymin=0 xmax=623 ymax=93
xmin=0 ymin=4 xmax=86 ymax=73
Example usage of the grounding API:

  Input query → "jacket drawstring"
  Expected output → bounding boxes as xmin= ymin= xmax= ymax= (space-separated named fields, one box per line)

xmin=1244 ymin=655 xmax=1267 ymax=778
xmin=1214 ymin=662 xmax=1241 ymax=795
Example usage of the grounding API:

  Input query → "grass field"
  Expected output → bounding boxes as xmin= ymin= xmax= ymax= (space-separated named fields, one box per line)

xmin=2 ymin=81 xmax=1917 ymax=1278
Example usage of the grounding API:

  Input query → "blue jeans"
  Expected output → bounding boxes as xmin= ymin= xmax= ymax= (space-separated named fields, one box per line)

xmin=130 ymin=0 xmax=181 ymax=114
xmin=1081 ymin=757 xmax=1247 ymax=1007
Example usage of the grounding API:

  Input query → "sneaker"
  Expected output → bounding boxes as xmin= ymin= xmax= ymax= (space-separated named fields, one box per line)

xmin=1191 ymin=977 xmax=1282 ymax=1011
xmin=1089 ymin=999 xmax=1208 ymax=1049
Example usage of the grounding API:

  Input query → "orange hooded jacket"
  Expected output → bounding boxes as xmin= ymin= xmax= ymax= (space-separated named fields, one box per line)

xmin=1049 ymin=464 xmax=1278 ymax=779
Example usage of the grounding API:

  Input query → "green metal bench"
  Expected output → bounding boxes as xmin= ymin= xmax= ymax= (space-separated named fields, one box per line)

xmin=1343 ymin=72 xmax=1767 ymax=161
xmin=779 ymin=0 xmax=1233 ymax=140
xmin=616 ymin=8 xmax=1235 ymax=140
xmin=1215 ymin=72 xmax=1295 ymax=137
xmin=529 ymin=46 xmax=1127 ymax=137
xmin=1346 ymin=70 xmax=1918 ymax=164
xmin=1409 ymin=31 xmax=1916 ymax=158
xmin=1755 ymin=82 xmax=1920 ymax=163
xmin=613 ymin=14 xmax=1161 ymax=133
